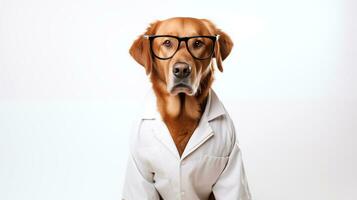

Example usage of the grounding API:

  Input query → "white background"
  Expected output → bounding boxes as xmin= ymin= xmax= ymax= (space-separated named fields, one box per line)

xmin=0 ymin=0 xmax=356 ymax=199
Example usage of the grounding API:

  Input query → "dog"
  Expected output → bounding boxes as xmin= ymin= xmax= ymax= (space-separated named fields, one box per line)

xmin=122 ymin=17 xmax=251 ymax=200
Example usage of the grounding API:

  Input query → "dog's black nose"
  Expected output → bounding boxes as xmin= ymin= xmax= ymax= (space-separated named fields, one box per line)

xmin=173 ymin=62 xmax=191 ymax=79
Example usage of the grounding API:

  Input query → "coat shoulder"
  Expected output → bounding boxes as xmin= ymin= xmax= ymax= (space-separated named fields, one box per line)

xmin=129 ymin=118 xmax=157 ymax=150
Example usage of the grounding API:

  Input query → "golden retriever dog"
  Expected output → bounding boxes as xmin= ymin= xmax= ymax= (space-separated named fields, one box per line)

xmin=124 ymin=17 xmax=250 ymax=200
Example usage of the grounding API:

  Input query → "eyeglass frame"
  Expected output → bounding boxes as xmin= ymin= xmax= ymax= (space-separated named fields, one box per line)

xmin=143 ymin=34 xmax=220 ymax=60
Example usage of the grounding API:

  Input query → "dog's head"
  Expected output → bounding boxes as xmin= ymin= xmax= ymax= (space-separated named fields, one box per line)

xmin=130 ymin=17 xmax=233 ymax=96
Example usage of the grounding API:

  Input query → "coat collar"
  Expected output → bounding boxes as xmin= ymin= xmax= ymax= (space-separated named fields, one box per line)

xmin=140 ymin=89 xmax=226 ymax=160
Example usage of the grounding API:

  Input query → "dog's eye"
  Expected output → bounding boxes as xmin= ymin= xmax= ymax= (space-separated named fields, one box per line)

xmin=193 ymin=40 xmax=204 ymax=48
xmin=163 ymin=40 xmax=172 ymax=48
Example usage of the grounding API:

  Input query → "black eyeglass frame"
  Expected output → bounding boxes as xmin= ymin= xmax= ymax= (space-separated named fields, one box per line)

xmin=143 ymin=34 xmax=220 ymax=60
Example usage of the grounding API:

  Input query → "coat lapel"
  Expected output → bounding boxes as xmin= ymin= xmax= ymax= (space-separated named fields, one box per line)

xmin=180 ymin=117 xmax=214 ymax=160
xmin=141 ymin=91 xmax=181 ymax=160
xmin=181 ymin=90 xmax=226 ymax=160
xmin=153 ymin=119 xmax=181 ymax=160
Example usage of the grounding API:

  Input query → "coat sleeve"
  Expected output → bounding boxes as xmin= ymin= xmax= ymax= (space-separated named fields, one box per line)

xmin=121 ymin=120 xmax=160 ymax=200
xmin=212 ymin=119 xmax=252 ymax=200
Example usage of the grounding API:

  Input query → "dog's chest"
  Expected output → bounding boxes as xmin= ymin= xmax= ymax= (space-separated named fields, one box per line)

xmin=164 ymin=118 xmax=199 ymax=157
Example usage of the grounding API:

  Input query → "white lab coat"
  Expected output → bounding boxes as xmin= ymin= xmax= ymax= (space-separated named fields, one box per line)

xmin=122 ymin=89 xmax=251 ymax=200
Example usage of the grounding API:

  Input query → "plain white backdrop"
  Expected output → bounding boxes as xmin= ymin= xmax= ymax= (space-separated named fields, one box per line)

xmin=0 ymin=0 xmax=356 ymax=199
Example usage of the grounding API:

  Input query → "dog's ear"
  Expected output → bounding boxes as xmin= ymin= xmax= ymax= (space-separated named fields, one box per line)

xmin=215 ymin=30 xmax=233 ymax=72
xmin=129 ymin=21 xmax=159 ymax=75
xmin=201 ymin=19 xmax=233 ymax=72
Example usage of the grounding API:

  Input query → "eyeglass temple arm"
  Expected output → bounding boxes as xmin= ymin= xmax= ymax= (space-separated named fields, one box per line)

xmin=143 ymin=34 xmax=220 ymax=40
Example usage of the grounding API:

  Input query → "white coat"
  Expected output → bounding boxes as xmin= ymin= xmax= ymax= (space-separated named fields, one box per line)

xmin=122 ymin=89 xmax=251 ymax=200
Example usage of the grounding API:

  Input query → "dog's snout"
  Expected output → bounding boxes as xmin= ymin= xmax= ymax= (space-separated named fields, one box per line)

xmin=173 ymin=62 xmax=191 ymax=79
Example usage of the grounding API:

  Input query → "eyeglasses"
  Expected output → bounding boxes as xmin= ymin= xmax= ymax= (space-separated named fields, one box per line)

xmin=144 ymin=35 xmax=219 ymax=60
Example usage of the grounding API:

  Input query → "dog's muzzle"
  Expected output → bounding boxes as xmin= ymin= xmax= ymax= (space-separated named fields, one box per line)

xmin=168 ymin=62 xmax=194 ymax=95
